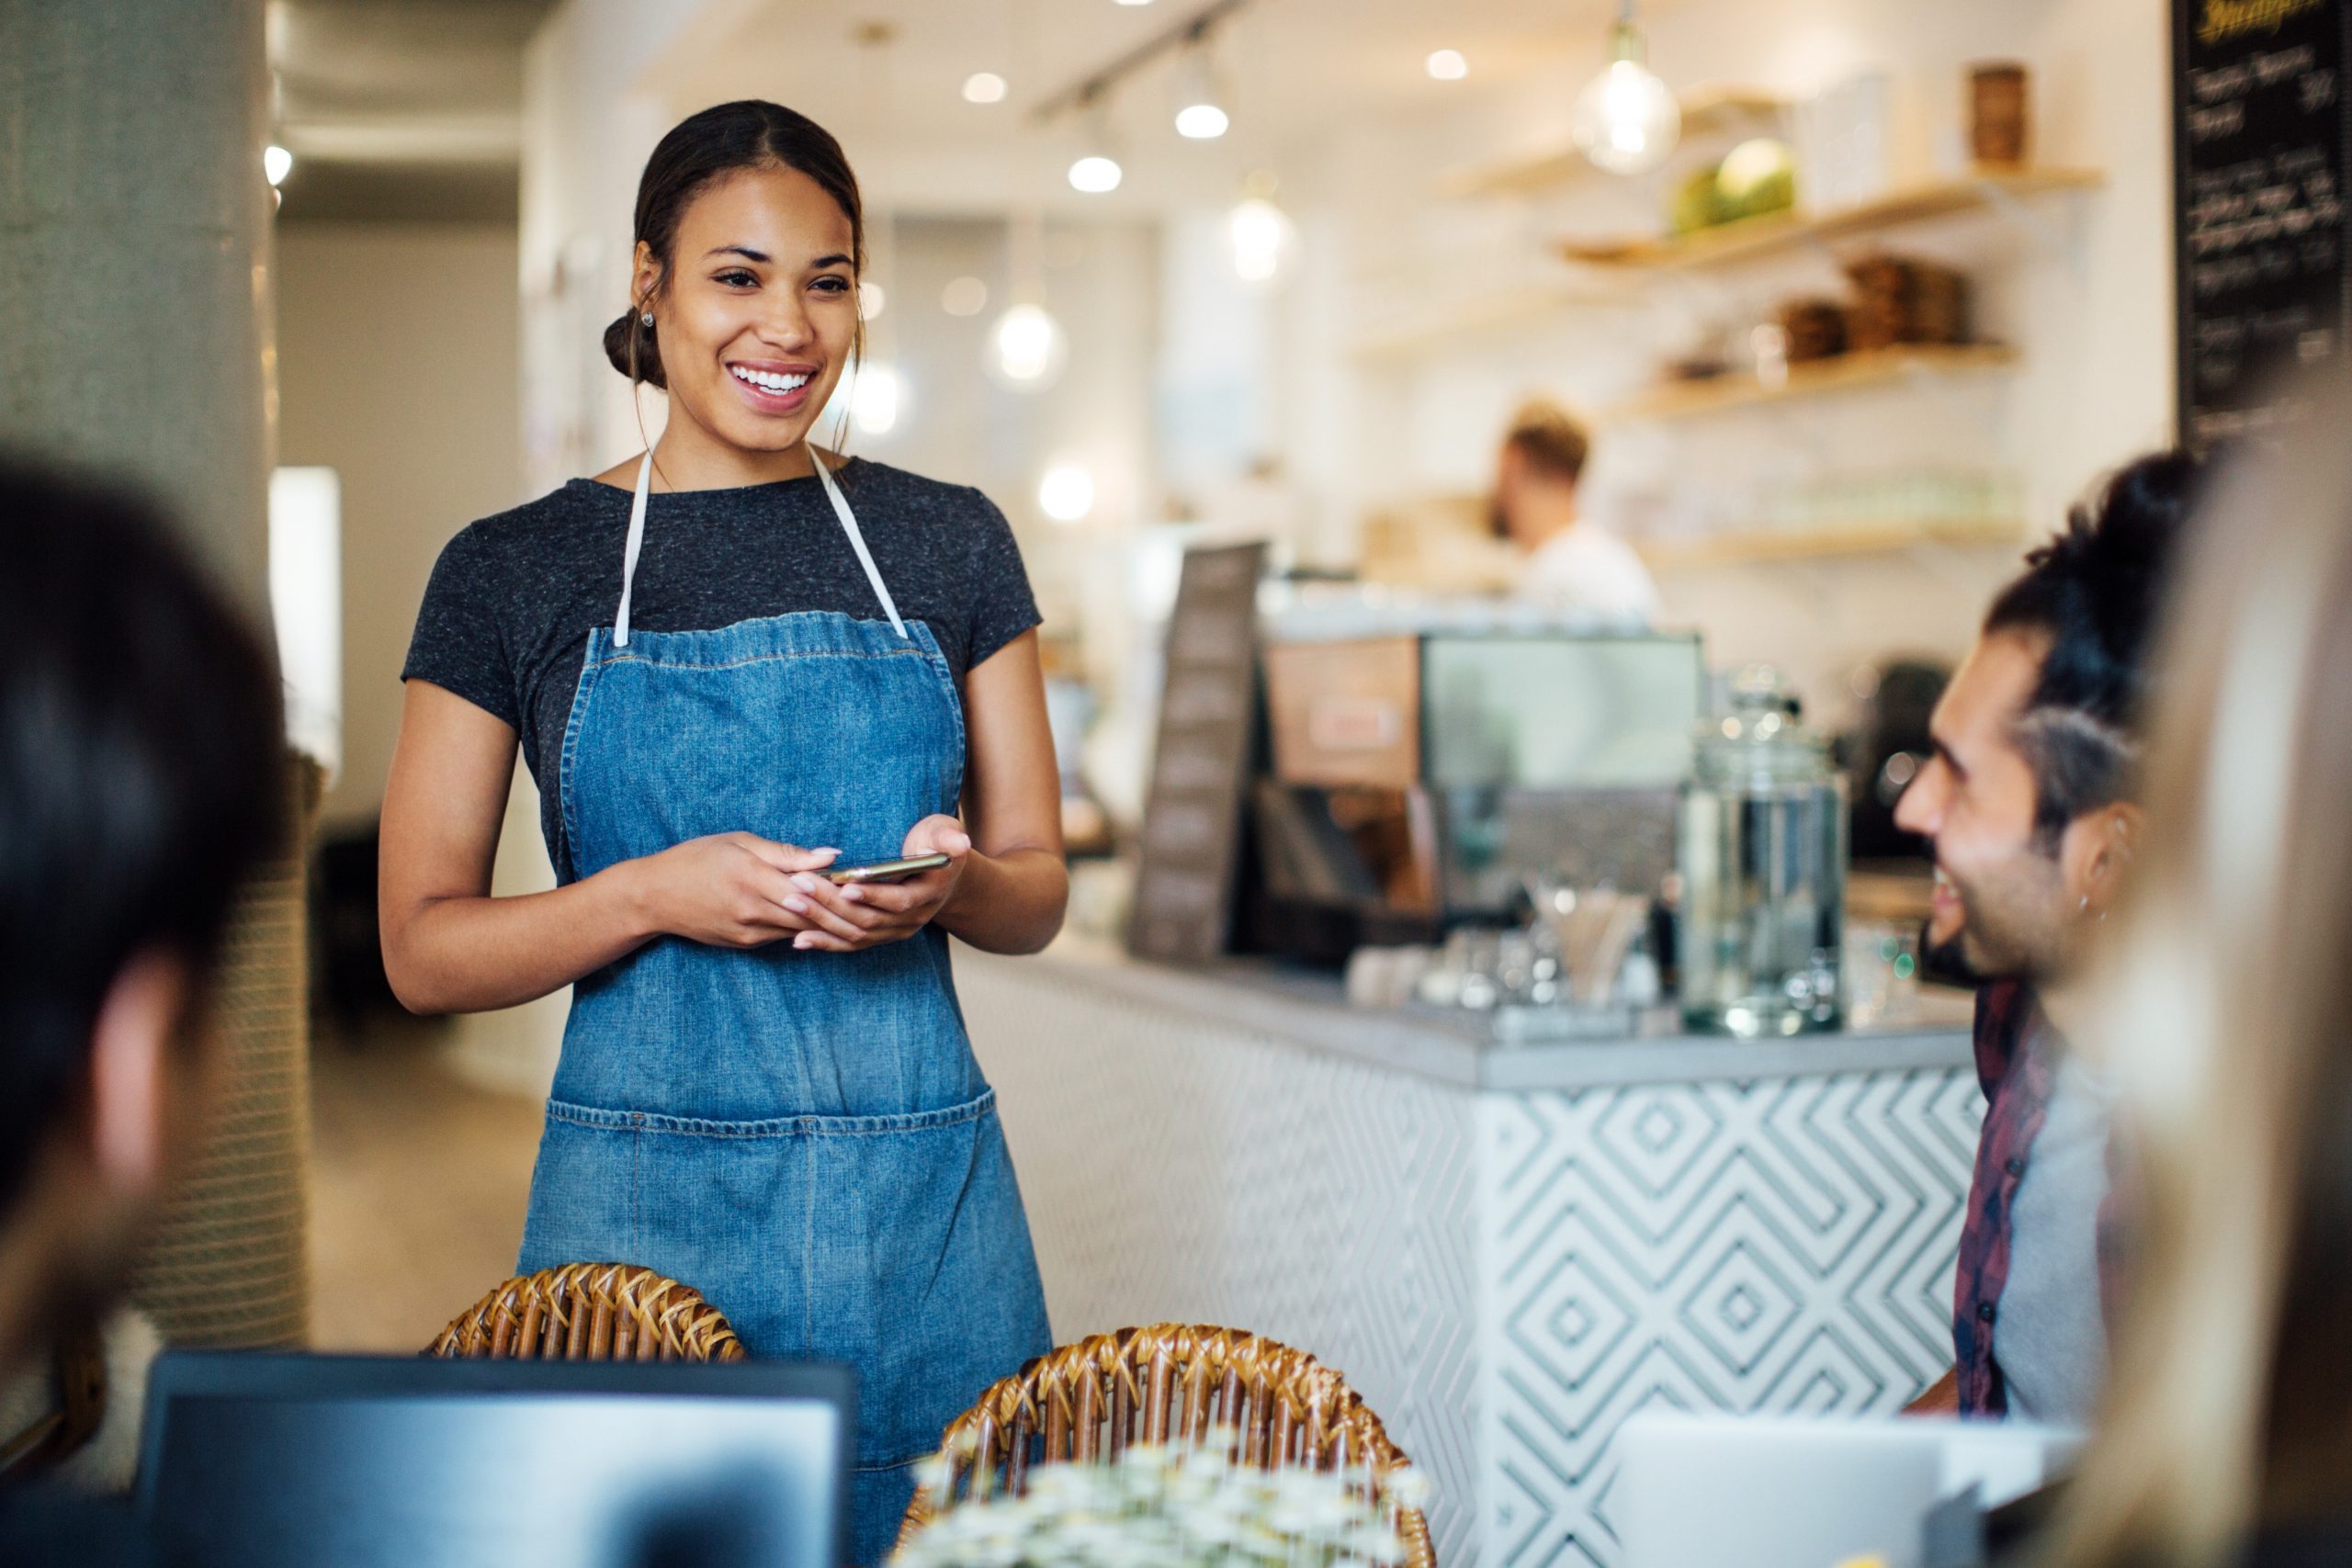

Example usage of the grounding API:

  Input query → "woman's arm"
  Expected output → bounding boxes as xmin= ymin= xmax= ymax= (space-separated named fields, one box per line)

xmin=785 ymin=629 xmax=1069 ymax=957
xmin=379 ymin=681 xmax=839 ymax=1014
xmin=937 ymin=629 xmax=1069 ymax=953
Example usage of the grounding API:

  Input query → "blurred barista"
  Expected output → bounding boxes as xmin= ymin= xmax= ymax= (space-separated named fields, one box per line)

xmin=1490 ymin=400 xmax=1660 ymax=621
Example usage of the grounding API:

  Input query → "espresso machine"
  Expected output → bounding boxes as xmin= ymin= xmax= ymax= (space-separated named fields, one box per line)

xmin=1238 ymin=606 xmax=1704 ymax=965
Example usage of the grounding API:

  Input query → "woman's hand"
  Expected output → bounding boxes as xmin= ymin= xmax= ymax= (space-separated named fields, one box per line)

xmin=625 ymin=831 xmax=841 ymax=949
xmin=785 ymin=816 xmax=973 ymax=954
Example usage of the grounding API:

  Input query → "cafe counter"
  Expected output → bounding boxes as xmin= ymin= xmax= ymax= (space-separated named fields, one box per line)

xmin=956 ymin=941 xmax=1982 ymax=1568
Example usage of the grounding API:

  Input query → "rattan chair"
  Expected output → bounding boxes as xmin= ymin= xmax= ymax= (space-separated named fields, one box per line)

xmin=898 ymin=1323 xmax=1435 ymax=1568
xmin=427 ymin=1262 xmax=746 ymax=1362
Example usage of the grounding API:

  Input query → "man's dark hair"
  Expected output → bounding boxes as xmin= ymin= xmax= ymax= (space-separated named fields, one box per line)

xmin=1503 ymin=400 xmax=1590 ymax=486
xmin=0 ymin=461 xmax=286 ymax=1211
xmin=1985 ymin=449 xmax=2202 ymax=849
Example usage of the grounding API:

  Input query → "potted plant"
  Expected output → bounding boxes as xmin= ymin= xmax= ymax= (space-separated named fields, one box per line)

xmin=893 ymin=1436 xmax=1431 ymax=1568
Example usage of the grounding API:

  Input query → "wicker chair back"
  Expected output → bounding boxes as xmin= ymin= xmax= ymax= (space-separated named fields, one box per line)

xmin=899 ymin=1323 xmax=1434 ymax=1568
xmin=428 ymin=1262 xmax=746 ymax=1363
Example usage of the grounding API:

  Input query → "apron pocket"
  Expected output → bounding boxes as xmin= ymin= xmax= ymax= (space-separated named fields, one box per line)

xmin=517 ymin=1106 xmax=644 ymax=1275
xmin=526 ymin=1092 xmax=1051 ymax=1481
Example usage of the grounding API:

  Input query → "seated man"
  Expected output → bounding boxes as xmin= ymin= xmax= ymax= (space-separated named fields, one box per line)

xmin=0 ymin=465 xmax=285 ymax=1559
xmin=1895 ymin=452 xmax=2201 ymax=1422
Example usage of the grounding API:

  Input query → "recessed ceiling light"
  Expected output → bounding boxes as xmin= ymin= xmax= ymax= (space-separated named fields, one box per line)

xmin=1069 ymin=154 xmax=1124 ymax=194
xmin=963 ymin=72 xmax=1008 ymax=104
xmin=1175 ymin=103 xmax=1229 ymax=139
xmin=1426 ymin=49 xmax=1468 ymax=81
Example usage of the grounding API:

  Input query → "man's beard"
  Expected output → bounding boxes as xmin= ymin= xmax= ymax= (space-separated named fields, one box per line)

xmin=1920 ymin=919 xmax=1981 ymax=987
xmin=1929 ymin=855 xmax=2066 ymax=985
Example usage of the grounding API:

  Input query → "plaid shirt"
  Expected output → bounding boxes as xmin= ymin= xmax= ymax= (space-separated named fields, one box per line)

xmin=1951 ymin=980 xmax=2126 ymax=1416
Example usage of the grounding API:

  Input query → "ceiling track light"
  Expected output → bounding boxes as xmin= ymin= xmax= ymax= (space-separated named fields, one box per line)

xmin=1173 ymin=31 xmax=1229 ymax=140
xmin=1028 ymin=0 xmax=1254 ymax=127
xmin=1068 ymin=96 xmax=1125 ymax=193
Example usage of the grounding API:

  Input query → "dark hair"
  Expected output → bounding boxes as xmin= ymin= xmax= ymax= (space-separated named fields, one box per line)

xmin=602 ymin=99 xmax=865 ymax=391
xmin=1503 ymin=400 xmax=1590 ymax=485
xmin=1491 ymin=400 xmax=1591 ymax=540
xmin=0 ymin=460 xmax=286 ymax=1212
xmin=1986 ymin=449 xmax=2203 ymax=846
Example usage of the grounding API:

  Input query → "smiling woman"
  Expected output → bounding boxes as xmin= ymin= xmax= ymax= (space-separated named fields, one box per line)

xmin=377 ymin=100 xmax=1067 ymax=1566
xmin=599 ymin=102 xmax=865 ymax=471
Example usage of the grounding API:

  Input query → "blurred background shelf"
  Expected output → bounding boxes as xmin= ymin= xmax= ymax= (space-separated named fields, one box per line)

xmin=1438 ymin=87 xmax=1789 ymax=198
xmin=1634 ymin=515 xmax=2023 ymax=570
xmin=1558 ymin=166 xmax=2105 ymax=270
xmin=1348 ymin=279 xmax=1639 ymax=361
xmin=1604 ymin=342 xmax=2019 ymax=421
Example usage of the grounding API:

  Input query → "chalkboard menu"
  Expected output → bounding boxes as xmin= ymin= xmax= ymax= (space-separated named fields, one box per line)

xmin=2173 ymin=0 xmax=2352 ymax=447
xmin=1127 ymin=542 xmax=1267 ymax=965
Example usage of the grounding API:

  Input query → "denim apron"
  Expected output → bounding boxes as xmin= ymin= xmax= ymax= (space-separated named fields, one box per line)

xmin=516 ymin=452 xmax=1054 ymax=1564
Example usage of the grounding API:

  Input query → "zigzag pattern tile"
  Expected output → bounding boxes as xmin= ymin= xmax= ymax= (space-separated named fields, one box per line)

xmin=958 ymin=954 xmax=1982 ymax=1568
xmin=960 ymin=958 xmax=1484 ymax=1568
xmin=1479 ymin=1071 xmax=1983 ymax=1568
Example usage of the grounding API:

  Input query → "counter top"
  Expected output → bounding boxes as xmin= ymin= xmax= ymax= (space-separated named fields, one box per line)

xmin=964 ymin=940 xmax=1976 ymax=1092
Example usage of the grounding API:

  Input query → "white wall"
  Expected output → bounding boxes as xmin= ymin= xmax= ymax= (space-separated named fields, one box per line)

xmin=1265 ymin=0 xmax=2175 ymax=723
xmin=277 ymin=221 xmax=526 ymax=831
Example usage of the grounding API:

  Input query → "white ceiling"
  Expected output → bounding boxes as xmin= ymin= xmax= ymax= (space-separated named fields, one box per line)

xmin=270 ymin=0 xmax=559 ymax=219
xmin=645 ymin=0 xmax=1613 ymax=213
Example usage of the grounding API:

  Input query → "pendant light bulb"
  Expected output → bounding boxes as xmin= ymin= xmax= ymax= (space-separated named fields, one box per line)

xmin=1227 ymin=178 xmax=1296 ymax=287
xmin=987 ymin=302 xmax=1068 ymax=391
xmin=1571 ymin=10 xmax=1680 ymax=175
xmin=850 ymin=362 xmax=904 ymax=435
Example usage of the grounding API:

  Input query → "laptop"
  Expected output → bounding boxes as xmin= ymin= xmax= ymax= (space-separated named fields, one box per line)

xmin=137 ymin=1352 xmax=854 ymax=1568
xmin=1613 ymin=1411 xmax=2083 ymax=1568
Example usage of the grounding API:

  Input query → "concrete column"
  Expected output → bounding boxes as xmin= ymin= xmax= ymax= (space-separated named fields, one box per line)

xmin=0 ymin=0 xmax=310 ymax=1350
xmin=0 ymin=0 xmax=274 ymax=617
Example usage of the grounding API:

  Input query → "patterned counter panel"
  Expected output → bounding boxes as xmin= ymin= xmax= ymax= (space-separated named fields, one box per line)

xmin=958 ymin=953 xmax=1982 ymax=1568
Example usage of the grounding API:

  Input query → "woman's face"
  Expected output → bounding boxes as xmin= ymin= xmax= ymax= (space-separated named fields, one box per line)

xmin=639 ymin=164 xmax=860 ymax=456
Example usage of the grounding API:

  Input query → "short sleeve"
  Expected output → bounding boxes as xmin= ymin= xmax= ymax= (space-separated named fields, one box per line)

xmin=401 ymin=523 xmax=520 ymax=728
xmin=962 ymin=487 xmax=1042 ymax=671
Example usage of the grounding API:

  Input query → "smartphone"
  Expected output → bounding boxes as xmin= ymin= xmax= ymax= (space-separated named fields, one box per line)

xmin=824 ymin=852 xmax=951 ymax=886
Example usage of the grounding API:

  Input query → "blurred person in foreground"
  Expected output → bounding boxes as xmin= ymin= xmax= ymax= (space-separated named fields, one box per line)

xmin=1489 ymin=400 xmax=1661 ymax=620
xmin=1895 ymin=452 xmax=2204 ymax=1421
xmin=2046 ymin=434 xmax=2352 ymax=1568
xmin=0 ymin=465 xmax=285 ymax=1560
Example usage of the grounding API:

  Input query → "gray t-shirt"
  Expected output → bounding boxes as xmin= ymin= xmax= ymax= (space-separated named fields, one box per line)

xmin=401 ymin=459 xmax=1039 ymax=881
xmin=1996 ymin=1053 xmax=2114 ymax=1422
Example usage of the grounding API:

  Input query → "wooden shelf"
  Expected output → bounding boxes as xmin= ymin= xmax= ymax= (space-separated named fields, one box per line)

xmin=1634 ymin=515 xmax=2024 ymax=570
xmin=1440 ymin=87 xmax=1787 ymax=199
xmin=1604 ymin=342 xmax=2018 ymax=421
xmin=1348 ymin=279 xmax=1636 ymax=362
xmin=1558 ymin=166 xmax=2105 ymax=270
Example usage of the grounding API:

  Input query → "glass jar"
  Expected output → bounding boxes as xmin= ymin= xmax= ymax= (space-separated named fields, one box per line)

xmin=1678 ymin=666 xmax=1848 ymax=1035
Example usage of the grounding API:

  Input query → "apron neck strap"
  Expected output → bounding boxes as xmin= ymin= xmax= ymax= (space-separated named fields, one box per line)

xmin=612 ymin=451 xmax=654 ymax=649
xmin=607 ymin=448 xmax=910 ymax=649
xmin=812 ymin=452 xmax=909 ymax=639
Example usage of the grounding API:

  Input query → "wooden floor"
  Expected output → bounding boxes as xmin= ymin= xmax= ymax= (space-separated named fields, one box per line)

xmin=307 ymin=1021 xmax=544 ymax=1351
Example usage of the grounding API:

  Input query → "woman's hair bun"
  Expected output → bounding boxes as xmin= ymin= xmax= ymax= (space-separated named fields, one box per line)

xmin=603 ymin=310 xmax=666 ymax=389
